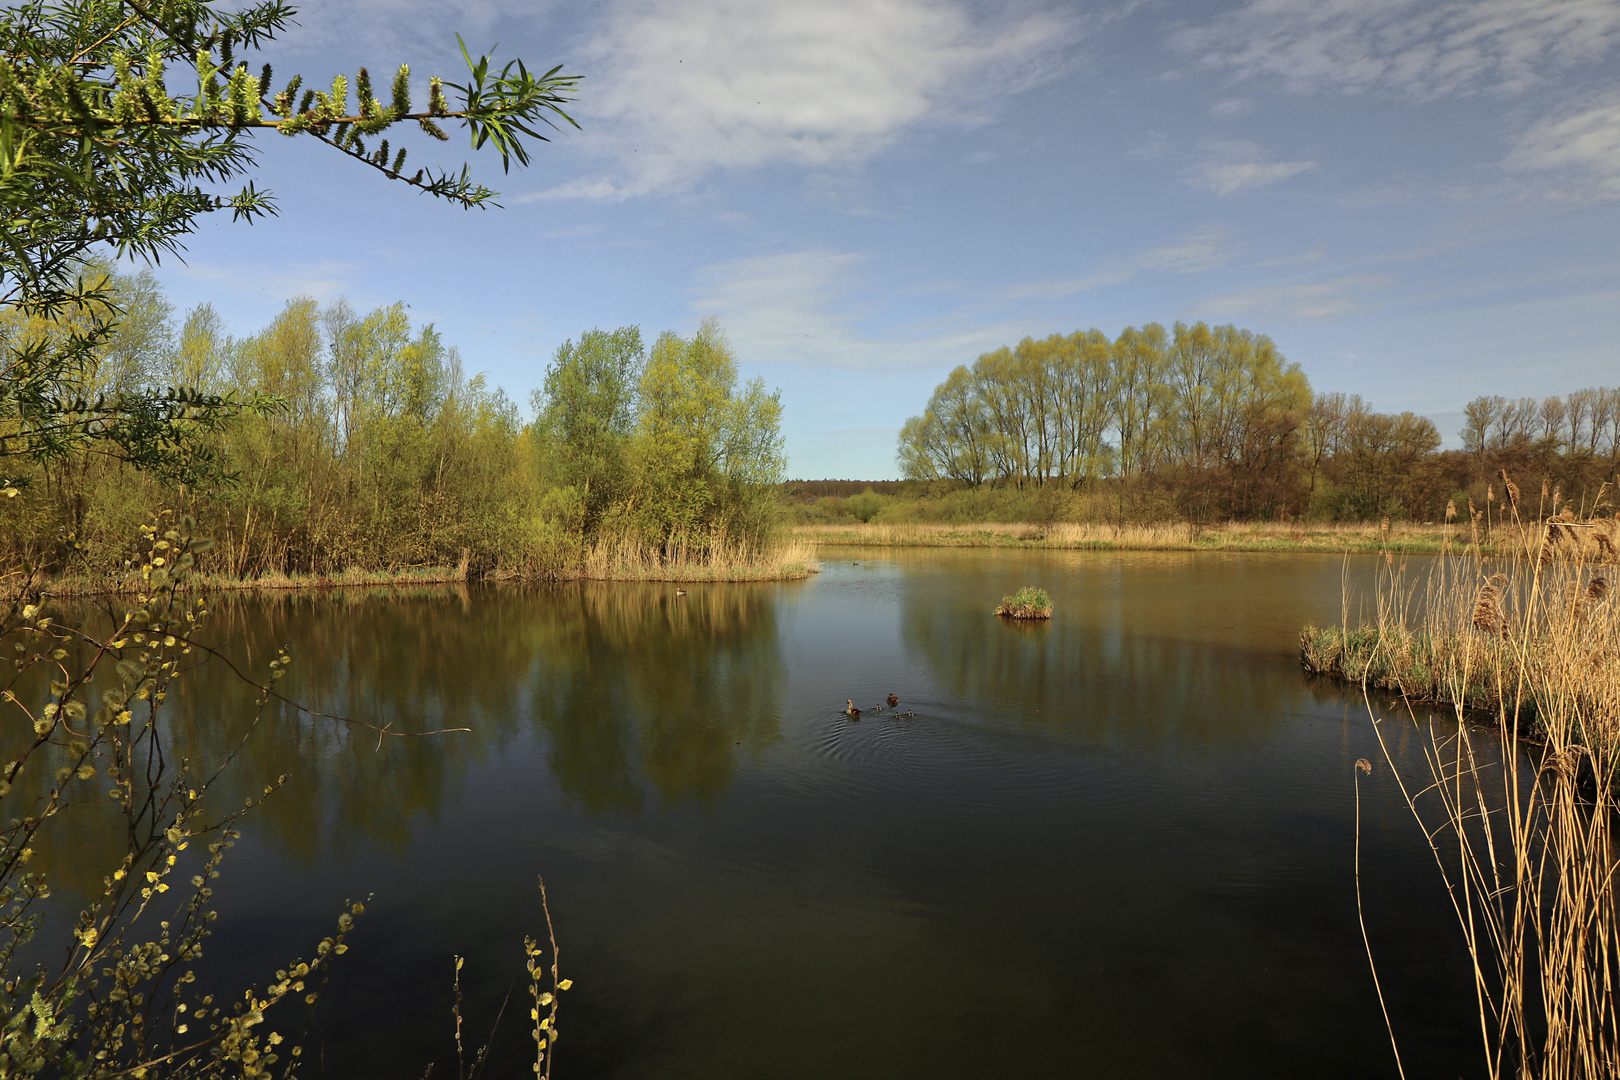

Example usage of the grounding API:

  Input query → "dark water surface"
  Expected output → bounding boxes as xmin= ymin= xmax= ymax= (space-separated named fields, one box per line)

xmin=51 ymin=549 xmax=1481 ymax=1077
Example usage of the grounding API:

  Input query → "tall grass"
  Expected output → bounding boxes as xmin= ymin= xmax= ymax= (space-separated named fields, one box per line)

xmin=580 ymin=532 xmax=819 ymax=582
xmin=1308 ymin=487 xmax=1620 ymax=1079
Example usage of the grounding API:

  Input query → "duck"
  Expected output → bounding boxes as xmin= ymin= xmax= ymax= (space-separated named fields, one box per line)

xmin=674 ymin=588 xmax=687 ymax=597
xmin=844 ymin=700 xmax=861 ymax=719
xmin=887 ymin=693 xmax=899 ymax=707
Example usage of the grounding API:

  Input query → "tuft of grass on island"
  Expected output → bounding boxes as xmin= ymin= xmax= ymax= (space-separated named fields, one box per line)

xmin=996 ymin=585 xmax=1052 ymax=619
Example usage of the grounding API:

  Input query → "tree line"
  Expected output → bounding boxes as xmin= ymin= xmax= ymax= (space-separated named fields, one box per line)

xmin=1 ymin=266 xmax=785 ymax=578
xmin=899 ymin=322 xmax=1620 ymax=521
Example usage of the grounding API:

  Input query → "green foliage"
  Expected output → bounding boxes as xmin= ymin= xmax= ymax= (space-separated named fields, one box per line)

xmin=0 ymin=0 xmax=577 ymax=494
xmin=0 ymin=280 xmax=788 ymax=580
xmin=845 ymin=489 xmax=883 ymax=522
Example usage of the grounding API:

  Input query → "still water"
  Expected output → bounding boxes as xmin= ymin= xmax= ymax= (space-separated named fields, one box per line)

xmin=54 ymin=549 xmax=1481 ymax=1077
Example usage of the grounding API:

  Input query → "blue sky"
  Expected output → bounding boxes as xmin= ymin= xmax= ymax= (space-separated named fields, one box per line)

xmin=151 ymin=0 xmax=1620 ymax=478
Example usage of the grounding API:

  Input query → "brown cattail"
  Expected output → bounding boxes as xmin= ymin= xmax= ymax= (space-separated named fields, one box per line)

xmin=1474 ymin=578 xmax=1503 ymax=635
xmin=1501 ymin=469 xmax=1520 ymax=513
xmin=1597 ymin=521 xmax=1617 ymax=558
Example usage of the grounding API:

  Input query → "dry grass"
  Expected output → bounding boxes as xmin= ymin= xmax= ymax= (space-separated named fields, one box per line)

xmin=1308 ymin=497 xmax=1620 ymax=1079
xmin=794 ymin=519 xmax=1459 ymax=554
xmin=12 ymin=536 xmax=819 ymax=598
xmin=578 ymin=534 xmax=818 ymax=582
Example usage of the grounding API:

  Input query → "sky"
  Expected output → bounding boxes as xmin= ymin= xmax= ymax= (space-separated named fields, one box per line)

xmin=148 ymin=0 xmax=1620 ymax=478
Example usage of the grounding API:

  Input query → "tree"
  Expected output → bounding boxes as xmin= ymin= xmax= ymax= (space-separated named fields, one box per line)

xmin=533 ymin=327 xmax=645 ymax=529
xmin=627 ymin=319 xmax=785 ymax=548
xmin=0 ymin=0 xmax=579 ymax=489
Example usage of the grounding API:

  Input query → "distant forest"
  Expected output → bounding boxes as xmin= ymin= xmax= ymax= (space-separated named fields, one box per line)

xmin=897 ymin=322 xmax=1618 ymax=521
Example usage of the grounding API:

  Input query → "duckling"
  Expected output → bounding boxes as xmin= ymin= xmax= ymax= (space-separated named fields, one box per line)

xmin=887 ymin=693 xmax=899 ymax=707
xmin=844 ymin=700 xmax=861 ymax=719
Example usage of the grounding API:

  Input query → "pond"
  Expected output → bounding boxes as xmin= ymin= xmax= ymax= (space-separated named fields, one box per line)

xmin=36 ymin=549 xmax=1483 ymax=1077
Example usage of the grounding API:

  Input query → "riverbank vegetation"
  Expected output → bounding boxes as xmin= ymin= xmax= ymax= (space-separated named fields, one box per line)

xmin=1304 ymin=490 xmax=1620 ymax=1077
xmin=791 ymin=519 xmax=1461 ymax=554
xmin=870 ymin=322 xmax=1619 ymax=526
xmin=1 ymin=269 xmax=801 ymax=591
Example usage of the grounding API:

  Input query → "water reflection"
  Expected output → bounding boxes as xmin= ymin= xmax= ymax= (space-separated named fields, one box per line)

xmin=18 ymin=580 xmax=787 ymax=895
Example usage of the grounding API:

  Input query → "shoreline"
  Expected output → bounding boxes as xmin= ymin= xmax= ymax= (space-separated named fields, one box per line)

xmin=792 ymin=520 xmax=1474 ymax=555
xmin=10 ymin=554 xmax=821 ymax=600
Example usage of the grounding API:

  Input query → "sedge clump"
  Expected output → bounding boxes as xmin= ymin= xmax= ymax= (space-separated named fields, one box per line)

xmin=995 ymin=586 xmax=1052 ymax=619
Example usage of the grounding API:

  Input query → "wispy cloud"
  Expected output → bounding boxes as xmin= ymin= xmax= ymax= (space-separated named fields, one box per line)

xmin=1192 ymin=274 xmax=1390 ymax=322
xmin=1187 ymin=139 xmax=1316 ymax=196
xmin=1506 ymin=91 xmax=1620 ymax=199
xmin=694 ymin=251 xmax=1020 ymax=369
xmin=1170 ymin=0 xmax=1620 ymax=97
xmin=171 ymin=260 xmax=360 ymax=303
xmin=1006 ymin=225 xmax=1240 ymax=299
xmin=530 ymin=0 xmax=1080 ymax=199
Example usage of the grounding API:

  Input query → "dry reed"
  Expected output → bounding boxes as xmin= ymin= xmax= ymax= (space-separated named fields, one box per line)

xmin=1308 ymin=484 xmax=1620 ymax=1079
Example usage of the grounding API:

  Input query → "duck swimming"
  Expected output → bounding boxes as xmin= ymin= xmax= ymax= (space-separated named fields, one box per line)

xmin=887 ymin=693 xmax=899 ymax=707
xmin=844 ymin=700 xmax=861 ymax=718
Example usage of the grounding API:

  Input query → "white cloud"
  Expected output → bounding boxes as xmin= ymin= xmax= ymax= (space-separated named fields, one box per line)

xmin=1506 ymin=92 xmax=1620 ymax=199
xmin=1170 ymin=0 xmax=1620 ymax=97
xmin=1192 ymin=274 xmax=1390 ymax=322
xmin=1187 ymin=139 xmax=1316 ymax=196
xmin=1006 ymin=225 xmax=1239 ymax=298
xmin=694 ymin=251 xmax=1020 ymax=369
xmin=533 ymin=0 xmax=1079 ymax=199
xmin=1209 ymin=96 xmax=1253 ymax=117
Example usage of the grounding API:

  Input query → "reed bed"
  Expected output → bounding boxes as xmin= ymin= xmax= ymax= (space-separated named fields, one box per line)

xmin=579 ymin=534 xmax=819 ymax=582
xmin=14 ymin=536 xmax=818 ymax=598
xmin=795 ymin=519 xmax=1456 ymax=553
xmin=1310 ymin=490 xmax=1620 ymax=1079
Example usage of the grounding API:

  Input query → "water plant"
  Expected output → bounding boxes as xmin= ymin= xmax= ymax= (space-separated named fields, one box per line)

xmin=995 ymin=586 xmax=1052 ymax=619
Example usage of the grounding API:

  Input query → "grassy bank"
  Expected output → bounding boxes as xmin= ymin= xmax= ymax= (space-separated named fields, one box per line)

xmin=16 ymin=538 xmax=819 ymax=598
xmin=1300 ymin=545 xmax=1617 ymax=732
xmin=794 ymin=520 xmax=1462 ymax=554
